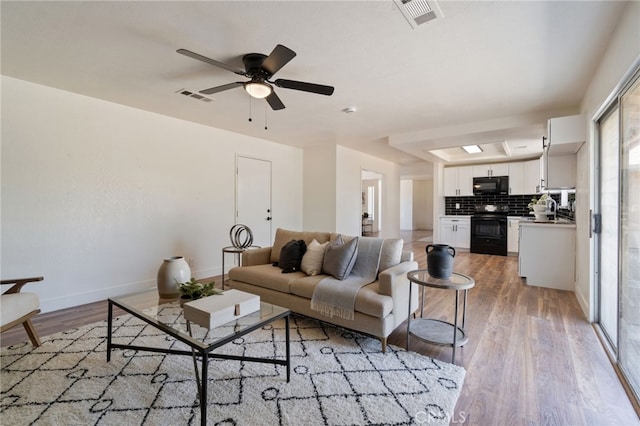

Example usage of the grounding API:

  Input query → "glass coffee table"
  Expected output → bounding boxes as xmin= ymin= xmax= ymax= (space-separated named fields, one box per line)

xmin=106 ymin=289 xmax=290 ymax=426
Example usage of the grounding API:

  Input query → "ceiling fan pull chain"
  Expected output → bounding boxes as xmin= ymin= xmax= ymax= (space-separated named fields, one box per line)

xmin=265 ymin=104 xmax=268 ymax=130
xmin=248 ymin=95 xmax=252 ymax=122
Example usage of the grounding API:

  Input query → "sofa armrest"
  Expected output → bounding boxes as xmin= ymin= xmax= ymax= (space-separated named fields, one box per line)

xmin=400 ymin=251 xmax=414 ymax=262
xmin=241 ymin=247 xmax=273 ymax=266
xmin=378 ymin=261 xmax=418 ymax=297
xmin=378 ymin=261 xmax=419 ymax=323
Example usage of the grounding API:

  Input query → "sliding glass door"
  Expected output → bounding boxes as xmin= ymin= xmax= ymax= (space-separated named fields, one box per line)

xmin=595 ymin=69 xmax=640 ymax=402
xmin=619 ymin=76 xmax=640 ymax=395
xmin=597 ymin=108 xmax=619 ymax=346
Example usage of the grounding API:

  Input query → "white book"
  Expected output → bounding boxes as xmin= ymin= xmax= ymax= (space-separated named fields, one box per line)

xmin=183 ymin=289 xmax=260 ymax=329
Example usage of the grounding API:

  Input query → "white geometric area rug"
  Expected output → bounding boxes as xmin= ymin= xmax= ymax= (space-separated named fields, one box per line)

xmin=1 ymin=314 xmax=465 ymax=425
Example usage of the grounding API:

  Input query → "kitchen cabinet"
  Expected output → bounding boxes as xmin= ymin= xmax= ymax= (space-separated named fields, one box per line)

xmin=508 ymin=158 xmax=542 ymax=195
xmin=439 ymin=216 xmax=470 ymax=249
xmin=545 ymin=154 xmax=576 ymax=189
xmin=507 ymin=218 xmax=521 ymax=253
xmin=518 ymin=222 xmax=575 ymax=290
xmin=443 ymin=166 xmax=473 ymax=196
xmin=547 ymin=114 xmax=585 ymax=155
xmin=472 ymin=163 xmax=509 ymax=178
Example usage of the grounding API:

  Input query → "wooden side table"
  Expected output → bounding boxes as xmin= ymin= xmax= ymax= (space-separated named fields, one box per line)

xmin=406 ymin=270 xmax=475 ymax=364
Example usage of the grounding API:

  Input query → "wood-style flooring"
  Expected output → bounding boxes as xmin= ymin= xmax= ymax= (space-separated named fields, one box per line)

xmin=2 ymin=230 xmax=639 ymax=425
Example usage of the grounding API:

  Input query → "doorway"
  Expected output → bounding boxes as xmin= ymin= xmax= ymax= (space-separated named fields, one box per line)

xmin=361 ymin=170 xmax=382 ymax=235
xmin=236 ymin=156 xmax=272 ymax=247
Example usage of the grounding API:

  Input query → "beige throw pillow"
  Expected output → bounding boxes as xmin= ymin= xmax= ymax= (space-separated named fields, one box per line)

xmin=300 ymin=239 xmax=328 ymax=276
xmin=379 ymin=238 xmax=403 ymax=272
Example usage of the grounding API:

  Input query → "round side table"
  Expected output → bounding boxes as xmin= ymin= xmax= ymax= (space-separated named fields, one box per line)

xmin=406 ymin=270 xmax=475 ymax=364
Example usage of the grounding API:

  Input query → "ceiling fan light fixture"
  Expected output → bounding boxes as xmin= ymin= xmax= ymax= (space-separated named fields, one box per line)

xmin=244 ymin=81 xmax=273 ymax=99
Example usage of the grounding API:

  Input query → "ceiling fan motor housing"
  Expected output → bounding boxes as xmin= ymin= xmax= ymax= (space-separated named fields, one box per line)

xmin=243 ymin=53 xmax=269 ymax=78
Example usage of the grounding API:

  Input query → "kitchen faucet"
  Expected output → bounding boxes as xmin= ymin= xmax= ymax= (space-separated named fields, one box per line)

xmin=548 ymin=197 xmax=557 ymax=221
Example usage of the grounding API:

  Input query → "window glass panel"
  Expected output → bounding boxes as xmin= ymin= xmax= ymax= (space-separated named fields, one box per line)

xmin=619 ymin=76 xmax=640 ymax=396
xmin=599 ymin=108 xmax=619 ymax=345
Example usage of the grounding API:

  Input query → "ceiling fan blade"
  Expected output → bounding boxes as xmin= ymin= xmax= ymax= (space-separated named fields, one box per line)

xmin=265 ymin=91 xmax=286 ymax=110
xmin=262 ymin=45 xmax=296 ymax=76
xmin=177 ymin=49 xmax=245 ymax=75
xmin=274 ymin=79 xmax=335 ymax=96
xmin=200 ymin=82 xmax=244 ymax=95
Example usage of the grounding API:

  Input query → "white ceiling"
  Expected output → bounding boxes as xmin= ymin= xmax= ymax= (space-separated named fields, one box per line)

xmin=0 ymin=1 xmax=626 ymax=173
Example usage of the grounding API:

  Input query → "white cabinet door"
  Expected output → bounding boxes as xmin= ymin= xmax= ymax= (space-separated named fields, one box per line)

xmin=524 ymin=158 xmax=542 ymax=194
xmin=547 ymin=154 xmax=576 ymax=188
xmin=457 ymin=166 xmax=474 ymax=196
xmin=444 ymin=166 xmax=473 ymax=196
xmin=472 ymin=164 xmax=491 ymax=177
xmin=473 ymin=163 xmax=509 ymax=177
xmin=490 ymin=163 xmax=509 ymax=177
xmin=548 ymin=114 xmax=585 ymax=154
xmin=508 ymin=162 xmax=525 ymax=195
xmin=443 ymin=168 xmax=459 ymax=196
xmin=456 ymin=221 xmax=471 ymax=249
xmin=507 ymin=219 xmax=520 ymax=253
xmin=439 ymin=217 xmax=470 ymax=249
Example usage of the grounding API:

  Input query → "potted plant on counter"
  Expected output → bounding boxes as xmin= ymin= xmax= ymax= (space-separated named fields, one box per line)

xmin=178 ymin=278 xmax=221 ymax=306
xmin=528 ymin=194 xmax=551 ymax=213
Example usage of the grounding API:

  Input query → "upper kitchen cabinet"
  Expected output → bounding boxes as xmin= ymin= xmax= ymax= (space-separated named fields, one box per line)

xmin=509 ymin=158 xmax=542 ymax=195
xmin=444 ymin=166 xmax=473 ymax=196
xmin=547 ymin=114 xmax=585 ymax=155
xmin=545 ymin=154 xmax=577 ymax=189
xmin=472 ymin=163 xmax=509 ymax=177
xmin=543 ymin=114 xmax=584 ymax=189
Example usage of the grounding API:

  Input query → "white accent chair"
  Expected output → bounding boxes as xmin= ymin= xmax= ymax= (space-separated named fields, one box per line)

xmin=1 ymin=276 xmax=43 ymax=346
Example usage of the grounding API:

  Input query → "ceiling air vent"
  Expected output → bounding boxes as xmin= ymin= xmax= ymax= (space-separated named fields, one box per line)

xmin=393 ymin=0 xmax=444 ymax=28
xmin=175 ymin=88 xmax=213 ymax=103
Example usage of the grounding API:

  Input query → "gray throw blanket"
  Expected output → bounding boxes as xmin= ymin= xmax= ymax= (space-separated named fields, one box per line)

xmin=310 ymin=237 xmax=383 ymax=321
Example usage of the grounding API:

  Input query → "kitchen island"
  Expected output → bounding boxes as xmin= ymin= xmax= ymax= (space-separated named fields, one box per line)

xmin=518 ymin=220 xmax=576 ymax=291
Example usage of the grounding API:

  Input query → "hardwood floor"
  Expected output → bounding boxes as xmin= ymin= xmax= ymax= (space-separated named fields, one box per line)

xmin=2 ymin=230 xmax=639 ymax=425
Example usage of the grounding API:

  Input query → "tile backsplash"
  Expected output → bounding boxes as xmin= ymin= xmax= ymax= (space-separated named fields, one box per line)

xmin=445 ymin=193 xmax=575 ymax=220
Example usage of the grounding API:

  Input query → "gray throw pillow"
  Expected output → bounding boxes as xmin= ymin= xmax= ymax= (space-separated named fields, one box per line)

xmin=322 ymin=235 xmax=359 ymax=280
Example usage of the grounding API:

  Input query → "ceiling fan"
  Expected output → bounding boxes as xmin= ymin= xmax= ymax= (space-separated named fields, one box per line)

xmin=177 ymin=44 xmax=334 ymax=110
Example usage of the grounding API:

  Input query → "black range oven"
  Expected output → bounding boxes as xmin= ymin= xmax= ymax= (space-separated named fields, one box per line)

xmin=471 ymin=204 xmax=508 ymax=256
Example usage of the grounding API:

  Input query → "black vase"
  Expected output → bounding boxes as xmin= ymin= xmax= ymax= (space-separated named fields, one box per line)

xmin=426 ymin=244 xmax=456 ymax=279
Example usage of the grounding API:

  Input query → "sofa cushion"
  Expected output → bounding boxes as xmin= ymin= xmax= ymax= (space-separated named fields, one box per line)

xmin=290 ymin=277 xmax=393 ymax=319
xmin=228 ymin=264 xmax=302 ymax=294
xmin=270 ymin=228 xmax=332 ymax=263
xmin=322 ymin=235 xmax=358 ymax=280
xmin=300 ymin=239 xmax=328 ymax=276
xmin=278 ymin=239 xmax=307 ymax=273
xmin=379 ymin=238 xmax=403 ymax=272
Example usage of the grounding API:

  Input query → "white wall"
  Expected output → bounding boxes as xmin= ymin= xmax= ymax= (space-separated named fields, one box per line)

xmin=336 ymin=145 xmax=401 ymax=238
xmin=400 ymin=180 xmax=413 ymax=230
xmin=303 ymin=144 xmax=401 ymax=237
xmin=578 ymin=0 xmax=640 ymax=320
xmin=303 ymin=145 xmax=337 ymax=232
xmin=1 ymin=76 xmax=303 ymax=312
xmin=412 ymin=179 xmax=433 ymax=231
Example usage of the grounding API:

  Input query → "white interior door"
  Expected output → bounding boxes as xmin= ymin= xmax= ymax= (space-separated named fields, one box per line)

xmin=236 ymin=156 xmax=272 ymax=247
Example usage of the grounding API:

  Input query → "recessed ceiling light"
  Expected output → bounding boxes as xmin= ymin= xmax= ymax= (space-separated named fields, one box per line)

xmin=462 ymin=145 xmax=483 ymax=154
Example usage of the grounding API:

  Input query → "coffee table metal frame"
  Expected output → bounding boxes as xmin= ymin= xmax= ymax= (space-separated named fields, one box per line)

xmin=106 ymin=289 xmax=290 ymax=426
xmin=406 ymin=270 xmax=475 ymax=364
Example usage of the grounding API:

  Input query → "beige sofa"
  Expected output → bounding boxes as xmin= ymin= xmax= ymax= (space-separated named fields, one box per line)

xmin=227 ymin=229 xmax=419 ymax=352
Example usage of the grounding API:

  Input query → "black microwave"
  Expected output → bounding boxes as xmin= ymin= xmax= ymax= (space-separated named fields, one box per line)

xmin=473 ymin=176 xmax=509 ymax=195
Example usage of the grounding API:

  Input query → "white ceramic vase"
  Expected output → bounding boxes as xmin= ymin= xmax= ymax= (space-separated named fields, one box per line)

xmin=157 ymin=256 xmax=191 ymax=299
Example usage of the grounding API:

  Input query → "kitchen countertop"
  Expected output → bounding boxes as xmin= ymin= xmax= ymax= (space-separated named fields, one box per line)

xmin=519 ymin=218 xmax=576 ymax=228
